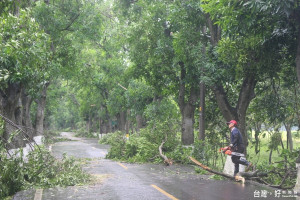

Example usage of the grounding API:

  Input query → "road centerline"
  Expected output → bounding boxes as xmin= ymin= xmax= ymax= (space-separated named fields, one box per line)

xmin=117 ymin=162 xmax=128 ymax=170
xmin=151 ymin=184 xmax=179 ymax=200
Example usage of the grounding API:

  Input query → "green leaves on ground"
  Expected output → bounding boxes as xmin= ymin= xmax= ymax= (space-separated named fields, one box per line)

xmin=0 ymin=147 xmax=90 ymax=199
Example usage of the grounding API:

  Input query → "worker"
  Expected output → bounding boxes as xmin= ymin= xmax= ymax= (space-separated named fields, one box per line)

xmin=226 ymin=120 xmax=252 ymax=176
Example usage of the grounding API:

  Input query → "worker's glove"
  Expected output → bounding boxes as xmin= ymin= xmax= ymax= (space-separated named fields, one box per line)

xmin=229 ymin=144 xmax=233 ymax=147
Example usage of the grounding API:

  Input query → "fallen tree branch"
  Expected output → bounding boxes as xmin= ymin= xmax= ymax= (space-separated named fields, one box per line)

xmin=189 ymin=157 xmax=269 ymax=184
xmin=159 ymin=134 xmax=172 ymax=166
xmin=0 ymin=113 xmax=40 ymax=152
xmin=254 ymin=177 xmax=295 ymax=190
xmin=189 ymin=156 xmax=297 ymax=190
xmin=189 ymin=157 xmax=234 ymax=180
xmin=238 ymin=170 xmax=268 ymax=178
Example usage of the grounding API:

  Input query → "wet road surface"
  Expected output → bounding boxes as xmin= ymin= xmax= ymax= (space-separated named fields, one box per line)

xmin=13 ymin=132 xmax=297 ymax=200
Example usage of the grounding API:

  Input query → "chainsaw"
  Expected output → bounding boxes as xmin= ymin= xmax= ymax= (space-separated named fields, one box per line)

xmin=219 ymin=146 xmax=232 ymax=155
xmin=219 ymin=146 xmax=245 ymax=157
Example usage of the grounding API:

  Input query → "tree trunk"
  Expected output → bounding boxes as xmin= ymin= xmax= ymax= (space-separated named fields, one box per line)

xmin=14 ymin=97 xmax=22 ymax=127
xmin=99 ymin=118 xmax=106 ymax=134
xmin=0 ymin=83 xmax=24 ymax=148
xmin=35 ymin=83 xmax=49 ymax=136
xmin=296 ymin=23 xmax=300 ymax=86
xmin=213 ymin=76 xmax=257 ymax=154
xmin=269 ymin=149 xmax=273 ymax=164
xmin=178 ymin=62 xmax=198 ymax=145
xmin=284 ymin=123 xmax=293 ymax=151
xmin=136 ymin=114 xmax=143 ymax=133
xmin=199 ymin=82 xmax=205 ymax=140
xmin=296 ymin=26 xmax=300 ymax=187
xmin=99 ymin=118 xmax=102 ymax=135
xmin=290 ymin=10 xmax=300 ymax=194
xmin=108 ymin=118 xmax=112 ymax=133
xmin=21 ymin=91 xmax=33 ymax=138
xmin=125 ymin=109 xmax=131 ymax=135
xmin=101 ymin=120 xmax=110 ymax=134
xmin=206 ymin=14 xmax=257 ymax=152
xmin=181 ymin=103 xmax=196 ymax=145
xmin=198 ymin=26 xmax=207 ymax=141
xmin=13 ymin=0 xmax=20 ymax=16
xmin=254 ymin=123 xmax=261 ymax=154
xmin=87 ymin=115 xmax=91 ymax=133
xmin=205 ymin=14 xmax=221 ymax=46
xmin=116 ymin=111 xmax=126 ymax=131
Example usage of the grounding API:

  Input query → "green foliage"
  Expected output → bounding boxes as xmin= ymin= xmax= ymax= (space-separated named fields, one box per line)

xmin=124 ymin=134 xmax=158 ymax=163
xmin=209 ymin=174 xmax=225 ymax=180
xmin=107 ymin=87 xmax=127 ymax=117
xmin=99 ymin=131 xmax=127 ymax=160
xmin=75 ymin=131 xmax=98 ymax=139
xmin=141 ymin=120 xmax=180 ymax=154
xmin=100 ymin=97 xmax=226 ymax=168
xmin=24 ymin=148 xmax=89 ymax=187
xmin=0 ymin=147 xmax=90 ymax=199
xmin=126 ymin=79 xmax=154 ymax=115
xmin=0 ymin=0 xmax=32 ymax=17
xmin=144 ymin=97 xmax=180 ymax=122
xmin=256 ymin=149 xmax=299 ymax=188
xmin=0 ymin=155 xmax=25 ymax=198
xmin=46 ymin=80 xmax=82 ymax=130
xmin=100 ymin=97 xmax=181 ymax=163
xmin=167 ymin=145 xmax=193 ymax=164
xmin=43 ymin=130 xmax=63 ymax=145
xmin=192 ymin=139 xmax=223 ymax=170
xmin=74 ymin=121 xmax=98 ymax=138
xmin=0 ymin=9 xmax=51 ymax=92
xmin=99 ymin=131 xmax=125 ymax=145
xmin=294 ymin=131 xmax=300 ymax=139
xmin=268 ymin=130 xmax=282 ymax=151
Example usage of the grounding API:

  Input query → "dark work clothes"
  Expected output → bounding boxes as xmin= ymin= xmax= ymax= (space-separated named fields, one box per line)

xmin=230 ymin=127 xmax=250 ymax=176
xmin=230 ymin=127 xmax=244 ymax=152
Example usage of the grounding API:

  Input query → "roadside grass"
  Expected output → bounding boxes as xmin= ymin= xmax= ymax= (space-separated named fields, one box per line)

xmin=247 ymin=130 xmax=300 ymax=166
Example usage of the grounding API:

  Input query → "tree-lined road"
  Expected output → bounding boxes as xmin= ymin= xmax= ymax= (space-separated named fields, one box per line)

xmin=13 ymin=133 xmax=296 ymax=200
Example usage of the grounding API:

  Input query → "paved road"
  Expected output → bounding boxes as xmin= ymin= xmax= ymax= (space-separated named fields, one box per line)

xmin=13 ymin=132 xmax=297 ymax=200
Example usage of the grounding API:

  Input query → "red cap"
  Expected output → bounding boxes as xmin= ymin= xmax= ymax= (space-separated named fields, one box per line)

xmin=226 ymin=120 xmax=237 ymax=126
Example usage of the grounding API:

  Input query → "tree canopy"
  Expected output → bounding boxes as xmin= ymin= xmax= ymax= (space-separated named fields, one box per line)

xmin=1 ymin=0 xmax=300 ymax=193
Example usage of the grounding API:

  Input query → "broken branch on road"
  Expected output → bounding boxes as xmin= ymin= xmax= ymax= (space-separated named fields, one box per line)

xmin=159 ymin=134 xmax=173 ymax=166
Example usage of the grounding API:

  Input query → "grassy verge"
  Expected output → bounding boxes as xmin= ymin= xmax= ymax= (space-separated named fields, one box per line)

xmin=248 ymin=130 xmax=300 ymax=165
